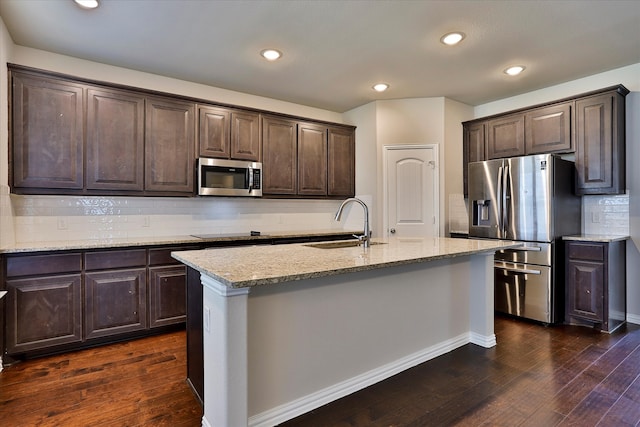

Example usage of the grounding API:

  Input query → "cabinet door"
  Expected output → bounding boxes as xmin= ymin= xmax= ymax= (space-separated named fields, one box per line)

xmin=198 ymin=105 xmax=230 ymax=159
xmin=487 ymin=114 xmax=525 ymax=159
xmin=85 ymin=268 xmax=147 ymax=339
xmin=567 ymin=259 xmax=605 ymax=322
xmin=230 ymin=111 xmax=261 ymax=161
xmin=463 ymin=122 xmax=486 ymax=196
xmin=87 ymin=88 xmax=145 ymax=191
xmin=149 ymin=265 xmax=187 ymax=327
xmin=6 ymin=274 xmax=82 ymax=354
xmin=525 ymin=102 xmax=572 ymax=154
xmin=145 ymin=97 xmax=195 ymax=193
xmin=575 ymin=92 xmax=625 ymax=195
xmin=262 ymin=116 xmax=297 ymax=195
xmin=298 ymin=123 xmax=327 ymax=196
xmin=328 ymin=127 xmax=355 ymax=197
xmin=11 ymin=72 xmax=84 ymax=190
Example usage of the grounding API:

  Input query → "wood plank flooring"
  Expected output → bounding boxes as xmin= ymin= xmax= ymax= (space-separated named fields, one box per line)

xmin=1 ymin=316 xmax=639 ymax=426
xmin=0 ymin=331 xmax=202 ymax=426
xmin=280 ymin=316 xmax=640 ymax=427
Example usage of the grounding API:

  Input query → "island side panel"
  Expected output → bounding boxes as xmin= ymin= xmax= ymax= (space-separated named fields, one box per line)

xmin=246 ymin=256 xmax=483 ymax=424
xmin=468 ymin=252 xmax=497 ymax=347
xmin=201 ymin=275 xmax=250 ymax=427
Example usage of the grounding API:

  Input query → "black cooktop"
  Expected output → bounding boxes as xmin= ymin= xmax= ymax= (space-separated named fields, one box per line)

xmin=191 ymin=231 xmax=265 ymax=239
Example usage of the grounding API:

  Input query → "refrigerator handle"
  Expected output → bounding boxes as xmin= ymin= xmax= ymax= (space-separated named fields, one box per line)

xmin=502 ymin=165 xmax=509 ymax=238
xmin=497 ymin=165 xmax=504 ymax=239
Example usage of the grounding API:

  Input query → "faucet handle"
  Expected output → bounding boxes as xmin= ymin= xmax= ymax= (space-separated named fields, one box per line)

xmin=352 ymin=234 xmax=368 ymax=243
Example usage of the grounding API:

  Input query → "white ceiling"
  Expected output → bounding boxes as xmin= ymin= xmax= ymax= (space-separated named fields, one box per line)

xmin=1 ymin=0 xmax=639 ymax=112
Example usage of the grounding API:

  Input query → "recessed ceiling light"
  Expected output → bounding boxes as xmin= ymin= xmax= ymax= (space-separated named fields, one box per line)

xmin=260 ymin=49 xmax=282 ymax=61
xmin=440 ymin=32 xmax=465 ymax=46
xmin=74 ymin=0 xmax=99 ymax=9
xmin=372 ymin=83 xmax=389 ymax=92
xmin=504 ymin=65 xmax=526 ymax=76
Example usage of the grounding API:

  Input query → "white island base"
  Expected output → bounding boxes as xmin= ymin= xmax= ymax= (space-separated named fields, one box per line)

xmin=199 ymin=251 xmax=495 ymax=427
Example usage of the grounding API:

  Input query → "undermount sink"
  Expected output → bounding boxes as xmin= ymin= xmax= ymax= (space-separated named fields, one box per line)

xmin=304 ymin=240 xmax=386 ymax=249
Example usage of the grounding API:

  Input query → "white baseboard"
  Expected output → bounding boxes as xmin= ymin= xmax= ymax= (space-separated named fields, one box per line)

xmin=248 ymin=331 xmax=491 ymax=427
xmin=470 ymin=331 xmax=497 ymax=348
xmin=627 ymin=313 xmax=640 ymax=325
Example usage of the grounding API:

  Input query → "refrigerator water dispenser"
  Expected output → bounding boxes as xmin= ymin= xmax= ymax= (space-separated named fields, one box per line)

xmin=472 ymin=199 xmax=491 ymax=226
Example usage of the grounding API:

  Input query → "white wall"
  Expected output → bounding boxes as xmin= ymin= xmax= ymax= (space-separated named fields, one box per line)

xmin=342 ymin=101 xmax=378 ymax=233
xmin=0 ymin=19 xmax=14 ymax=247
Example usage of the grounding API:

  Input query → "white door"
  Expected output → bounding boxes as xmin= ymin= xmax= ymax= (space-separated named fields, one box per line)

xmin=384 ymin=145 xmax=439 ymax=238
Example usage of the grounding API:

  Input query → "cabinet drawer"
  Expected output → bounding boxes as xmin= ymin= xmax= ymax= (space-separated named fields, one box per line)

xmin=148 ymin=246 xmax=200 ymax=266
xmin=84 ymin=249 xmax=147 ymax=270
xmin=568 ymin=242 xmax=605 ymax=262
xmin=6 ymin=253 xmax=82 ymax=277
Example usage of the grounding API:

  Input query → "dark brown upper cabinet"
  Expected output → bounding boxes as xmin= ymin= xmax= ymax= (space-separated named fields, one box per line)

xmin=262 ymin=115 xmax=298 ymax=195
xmin=262 ymin=116 xmax=356 ymax=198
xmin=198 ymin=105 xmax=230 ymax=158
xmin=11 ymin=72 xmax=84 ymax=190
xmin=575 ymin=88 xmax=627 ymax=195
xmin=487 ymin=114 xmax=525 ymax=159
xmin=327 ymin=126 xmax=355 ymax=197
xmin=86 ymin=88 xmax=145 ymax=191
xmin=145 ymin=96 xmax=195 ymax=194
xmin=9 ymin=65 xmax=355 ymax=199
xmin=462 ymin=85 xmax=627 ymax=197
xmin=462 ymin=121 xmax=487 ymax=196
xmin=525 ymin=102 xmax=572 ymax=155
xmin=198 ymin=106 xmax=261 ymax=161
xmin=230 ymin=111 xmax=261 ymax=161
xmin=298 ymin=122 xmax=328 ymax=196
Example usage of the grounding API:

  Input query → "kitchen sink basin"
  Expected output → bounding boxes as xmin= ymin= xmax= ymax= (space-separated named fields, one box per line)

xmin=304 ymin=240 xmax=386 ymax=249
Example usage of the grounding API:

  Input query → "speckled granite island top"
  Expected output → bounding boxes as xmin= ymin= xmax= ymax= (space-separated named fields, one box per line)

xmin=172 ymin=237 xmax=521 ymax=288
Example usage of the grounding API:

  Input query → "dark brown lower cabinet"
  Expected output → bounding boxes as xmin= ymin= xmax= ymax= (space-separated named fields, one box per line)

xmin=6 ymin=274 xmax=82 ymax=353
xmin=2 ymin=245 xmax=193 ymax=359
xmin=149 ymin=266 xmax=187 ymax=328
xmin=85 ymin=268 xmax=147 ymax=339
xmin=4 ymin=252 xmax=83 ymax=355
xmin=565 ymin=239 xmax=626 ymax=333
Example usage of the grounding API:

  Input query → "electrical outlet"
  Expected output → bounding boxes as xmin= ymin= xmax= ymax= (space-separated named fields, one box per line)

xmin=591 ymin=212 xmax=600 ymax=223
xmin=143 ymin=216 xmax=150 ymax=227
xmin=204 ymin=306 xmax=210 ymax=333
xmin=57 ymin=218 xmax=68 ymax=230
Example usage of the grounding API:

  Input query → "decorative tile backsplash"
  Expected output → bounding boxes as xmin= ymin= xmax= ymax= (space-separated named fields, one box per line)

xmin=582 ymin=193 xmax=630 ymax=236
xmin=9 ymin=195 xmax=346 ymax=243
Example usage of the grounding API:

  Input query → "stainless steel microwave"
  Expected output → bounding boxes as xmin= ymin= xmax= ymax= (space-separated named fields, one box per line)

xmin=197 ymin=158 xmax=262 ymax=197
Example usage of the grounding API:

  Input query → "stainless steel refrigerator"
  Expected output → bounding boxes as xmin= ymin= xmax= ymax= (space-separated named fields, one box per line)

xmin=468 ymin=154 xmax=581 ymax=323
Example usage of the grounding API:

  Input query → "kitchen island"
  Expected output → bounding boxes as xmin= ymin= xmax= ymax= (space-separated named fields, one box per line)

xmin=172 ymin=237 xmax=520 ymax=427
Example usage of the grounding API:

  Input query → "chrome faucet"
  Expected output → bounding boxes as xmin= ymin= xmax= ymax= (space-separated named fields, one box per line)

xmin=334 ymin=197 xmax=371 ymax=248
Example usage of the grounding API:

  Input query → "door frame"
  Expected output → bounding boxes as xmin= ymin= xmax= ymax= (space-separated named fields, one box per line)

xmin=382 ymin=144 xmax=440 ymax=238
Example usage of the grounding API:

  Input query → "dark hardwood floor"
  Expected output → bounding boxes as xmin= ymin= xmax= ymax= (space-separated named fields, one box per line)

xmin=280 ymin=316 xmax=640 ymax=427
xmin=1 ymin=316 xmax=639 ymax=426
xmin=0 ymin=331 xmax=202 ymax=426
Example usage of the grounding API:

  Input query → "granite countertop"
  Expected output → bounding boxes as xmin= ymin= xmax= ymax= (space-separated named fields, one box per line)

xmin=172 ymin=236 xmax=521 ymax=288
xmin=563 ymin=234 xmax=630 ymax=243
xmin=0 ymin=229 xmax=358 ymax=254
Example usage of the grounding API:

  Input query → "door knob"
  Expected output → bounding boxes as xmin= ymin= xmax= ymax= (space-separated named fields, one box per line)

xmin=390 ymin=228 xmax=396 ymax=234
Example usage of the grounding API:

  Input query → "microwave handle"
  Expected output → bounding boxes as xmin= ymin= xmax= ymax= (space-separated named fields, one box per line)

xmin=248 ymin=167 xmax=254 ymax=193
